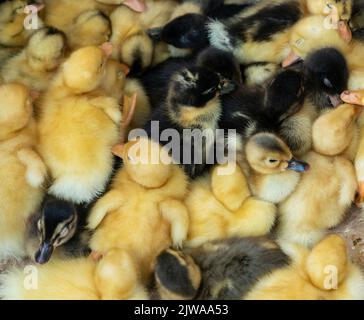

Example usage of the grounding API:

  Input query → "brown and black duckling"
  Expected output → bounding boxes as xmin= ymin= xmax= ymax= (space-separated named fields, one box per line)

xmin=144 ymin=65 xmax=236 ymax=178
xmin=26 ymin=195 xmax=91 ymax=265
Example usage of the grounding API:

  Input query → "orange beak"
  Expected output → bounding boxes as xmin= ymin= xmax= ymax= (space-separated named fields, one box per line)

xmin=338 ymin=20 xmax=352 ymax=43
xmin=282 ymin=50 xmax=302 ymax=68
xmin=341 ymin=91 xmax=364 ymax=106
xmin=100 ymin=42 xmax=113 ymax=58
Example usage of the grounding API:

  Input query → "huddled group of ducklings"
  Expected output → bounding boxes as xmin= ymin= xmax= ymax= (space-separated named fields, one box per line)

xmin=1 ymin=0 xmax=364 ymax=300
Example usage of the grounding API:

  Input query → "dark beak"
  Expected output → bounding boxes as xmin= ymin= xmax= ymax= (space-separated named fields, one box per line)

xmin=286 ymin=158 xmax=310 ymax=173
xmin=147 ymin=27 xmax=163 ymax=41
xmin=220 ymin=80 xmax=236 ymax=95
xmin=35 ymin=243 xmax=54 ymax=265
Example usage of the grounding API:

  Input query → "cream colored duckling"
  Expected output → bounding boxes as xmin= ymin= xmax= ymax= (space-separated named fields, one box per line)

xmin=243 ymin=133 xmax=309 ymax=204
xmin=38 ymin=44 xmax=122 ymax=204
xmin=278 ymin=151 xmax=357 ymax=248
xmin=246 ymin=235 xmax=364 ymax=300
xmin=0 ymin=83 xmax=46 ymax=259
xmin=1 ymin=27 xmax=66 ymax=92
xmin=87 ymin=138 xmax=189 ymax=294
xmin=185 ymin=163 xmax=276 ymax=248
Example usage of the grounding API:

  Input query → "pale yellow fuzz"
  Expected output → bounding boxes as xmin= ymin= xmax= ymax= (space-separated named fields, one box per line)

xmin=246 ymin=235 xmax=364 ymax=300
xmin=1 ymin=28 xmax=66 ymax=92
xmin=110 ymin=0 xmax=177 ymax=66
xmin=88 ymin=138 xmax=190 ymax=298
xmin=38 ymin=46 xmax=121 ymax=204
xmin=278 ymin=152 xmax=357 ymax=248
xmin=186 ymin=163 xmax=276 ymax=248
xmin=0 ymin=83 xmax=46 ymax=259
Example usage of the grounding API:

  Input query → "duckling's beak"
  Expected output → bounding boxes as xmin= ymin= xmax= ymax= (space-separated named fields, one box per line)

xmin=147 ymin=27 xmax=163 ymax=41
xmin=220 ymin=80 xmax=236 ymax=95
xmin=286 ymin=158 xmax=309 ymax=173
xmin=338 ymin=20 xmax=352 ymax=43
xmin=282 ymin=51 xmax=303 ymax=68
xmin=329 ymin=94 xmax=343 ymax=108
xmin=123 ymin=0 xmax=147 ymax=13
xmin=35 ymin=242 xmax=54 ymax=265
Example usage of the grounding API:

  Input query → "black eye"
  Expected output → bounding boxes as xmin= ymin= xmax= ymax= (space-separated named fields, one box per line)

xmin=203 ymin=87 xmax=216 ymax=95
xmin=269 ymin=159 xmax=278 ymax=163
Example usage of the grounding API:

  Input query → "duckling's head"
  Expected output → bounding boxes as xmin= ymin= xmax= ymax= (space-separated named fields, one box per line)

xmin=100 ymin=59 xmax=127 ymax=99
xmin=0 ymin=83 xmax=32 ymax=140
xmin=154 ymin=249 xmax=201 ymax=300
xmin=284 ymin=16 xmax=349 ymax=66
xmin=245 ymin=133 xmax=310 ymax=175
xmin=62 ymin=44 xmax=111 ymax=93
xmin=304 ymin=48 xmax=349 ymax=109
xmin=265 ymin=69 xmax=305 ymax=121
xmin=26 ymin=27 xmax=66 ymax=72
xmin=117 ymin=138 xmax=174 ymax=189
xmin=306 ymin=0 xmax=353 ymax=21
xmin=148 ymin=14 xmax=209 ymax=50
xmin=169 ymin=66 xmax=236 ymax=109
xmin=35 ymin=199 xmax=78 ymax=264
xmin=69 ymin=10 xmax=111 ymax=50
xmin=196 ymin=47 xmax=243 ymax=84
xmin=0 ymin=0 xmax=44 ymax=46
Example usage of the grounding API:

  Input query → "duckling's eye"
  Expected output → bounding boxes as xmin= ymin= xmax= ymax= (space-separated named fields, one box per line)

xmin=203 ymin=87 xmax=217 ymax=95
xmin=58 ymin=227 xmax=69 ymax=239
xmin=269 ymin=159 xmax=278 ymax=163
xmin=326 ymin=3 xmax=334 ymax=10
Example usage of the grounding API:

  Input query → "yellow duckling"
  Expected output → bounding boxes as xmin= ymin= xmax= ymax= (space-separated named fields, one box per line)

xmin=0 ymin=83 xmax=46 ymax=259
xmin=87 ymin=138 xmax=190 ymax=297
xmin=38 ymin=44 xmax=122 ymax=204
xmin=1 ymin=27 xmax=66 ymax=92
xmin=185 ymin=163 xmax=276 ymax=248
xmin=243 ymin=132 xmax=309 ymax=204
xmin=341 ymin=89 xmax=364 ymax=203
xmin=109 ymin=0 xmax=177 ymax=71
xmin=246 ymin=235 xmax=364 ymax=300
xmin=278 ymin=151 xmax=357 ymax=247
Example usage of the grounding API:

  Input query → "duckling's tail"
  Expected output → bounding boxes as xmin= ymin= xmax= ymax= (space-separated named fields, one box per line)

xmin=206 ymin=19 xmax=233 ymax=52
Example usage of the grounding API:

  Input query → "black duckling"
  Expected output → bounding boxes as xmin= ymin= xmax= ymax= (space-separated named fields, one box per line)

xmin=140 ymin=47 xmax=242 ymax=110
xmin=144 ymin=65 xmax=235 ymax=179
xmin=302 ymin=47 xmax=349 ymax=111
xmin=26 ymin=195 xmax=91 ymax=265
xmin=153 ymin=237 xmax=290 ymax=300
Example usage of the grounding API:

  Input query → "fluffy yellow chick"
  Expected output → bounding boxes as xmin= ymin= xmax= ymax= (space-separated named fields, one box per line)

xmin=278 ymin=151 xmax=357 ymax=247
xmin=0 ymin=83 xmax=46 ymax=259
xmin=87 ymin=138 xmax=189 ymax=297
xmin=0 ymin=249 xmax=149 ymax=300
xmin=246 ymin=235 xmax=364 ymax=300
xmin=109 ymin=0 xmax=177 ymax=70
xmin=1 ymin=27 xmax=66 ymax=92
xmin=186 ymin=163 xmax=277 ymax=247
xmin=0 ymin=0 xmax=44 ymax=47
xmin=38 ymin=44 xmax=122 ymax=204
